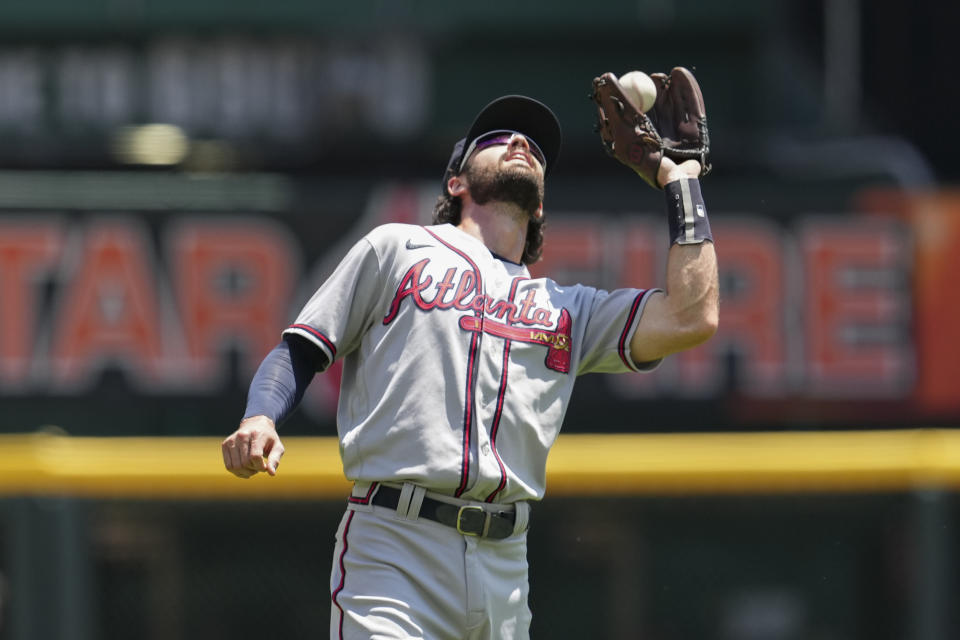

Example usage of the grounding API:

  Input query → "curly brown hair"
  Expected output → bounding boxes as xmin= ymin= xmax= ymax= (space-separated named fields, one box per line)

xmin=432 ymin=193 xmax=545 ymax=265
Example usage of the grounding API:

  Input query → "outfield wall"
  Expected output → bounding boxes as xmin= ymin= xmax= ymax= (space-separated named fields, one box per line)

xmin=3 ymin=430 xmax=960 ymax=498
xmin=0 ymin=432 xmax=957 ymax=639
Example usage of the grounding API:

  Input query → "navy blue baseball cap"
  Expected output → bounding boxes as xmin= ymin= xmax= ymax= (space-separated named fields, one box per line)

xmin=442 ymin=95 xmax=562 ymax=194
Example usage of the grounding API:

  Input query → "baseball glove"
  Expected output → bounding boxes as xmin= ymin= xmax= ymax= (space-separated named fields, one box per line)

xmin=591 ymin=67 xmax=711 ymax=189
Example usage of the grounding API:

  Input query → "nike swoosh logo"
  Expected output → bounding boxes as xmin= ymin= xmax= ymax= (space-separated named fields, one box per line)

xmin=406 ymin=239 xmax=433 ymax=250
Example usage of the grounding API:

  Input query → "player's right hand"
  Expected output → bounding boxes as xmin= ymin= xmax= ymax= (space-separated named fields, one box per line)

xmin=221 ymin=415 xmax=285 ymax=478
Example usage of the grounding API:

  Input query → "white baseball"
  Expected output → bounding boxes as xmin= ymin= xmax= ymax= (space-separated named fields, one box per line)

xmin=619 ymin=71 xmax=657 ymax=113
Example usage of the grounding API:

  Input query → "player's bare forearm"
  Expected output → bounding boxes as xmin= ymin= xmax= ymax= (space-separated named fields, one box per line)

xmin=665 ymin=239 xmax=719 ymax=338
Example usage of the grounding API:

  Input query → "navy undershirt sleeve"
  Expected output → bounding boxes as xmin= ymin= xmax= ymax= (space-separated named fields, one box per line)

xmin=243 ymin=334 xmax=327 ymax=424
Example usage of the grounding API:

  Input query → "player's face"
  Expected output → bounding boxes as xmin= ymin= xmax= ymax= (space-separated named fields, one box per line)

xmin=462 ymin=132 xmax=545 ymax=216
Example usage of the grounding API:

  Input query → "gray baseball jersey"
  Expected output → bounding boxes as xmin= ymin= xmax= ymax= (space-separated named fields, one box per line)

xmin=283 ymin=222 xmax=659 ymax=504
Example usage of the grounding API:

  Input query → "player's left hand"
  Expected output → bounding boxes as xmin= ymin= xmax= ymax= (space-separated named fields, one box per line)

xmin=221 ymin=415 xmax=285 ymax=478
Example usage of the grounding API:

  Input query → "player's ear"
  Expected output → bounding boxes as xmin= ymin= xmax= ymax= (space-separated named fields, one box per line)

xmin=447 ymin=175 xmax=467 ymax=197
xmin=532 ymin=203 xmax=544 ymax=220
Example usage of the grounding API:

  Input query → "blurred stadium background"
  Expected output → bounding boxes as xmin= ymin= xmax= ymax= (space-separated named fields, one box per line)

xmin=1 ymin=0 xmax=958 ymax=638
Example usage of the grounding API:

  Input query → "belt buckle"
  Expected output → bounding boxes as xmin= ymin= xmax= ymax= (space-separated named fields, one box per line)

xmin=456 ymin=505 xmax=488 ymax=537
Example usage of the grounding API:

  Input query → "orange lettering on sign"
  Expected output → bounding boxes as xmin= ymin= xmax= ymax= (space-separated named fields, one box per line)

xmin=0 ymin=221 xmax=64 ymax=385
xmin=802 ymin=220 xmax=910 ymax=396
xmin=50 ymin=221 xmax=162 ymax=387
xmin=171 ymin=221 xmax=297 ymax=381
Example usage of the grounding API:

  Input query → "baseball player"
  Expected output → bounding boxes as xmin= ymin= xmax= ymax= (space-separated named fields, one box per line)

xmin=222 ymin=69 xmax=718 ymax=639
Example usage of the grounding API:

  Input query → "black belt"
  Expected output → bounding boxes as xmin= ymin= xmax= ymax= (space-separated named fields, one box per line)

xmin=371 ymin=485 xmax=517 ymax=540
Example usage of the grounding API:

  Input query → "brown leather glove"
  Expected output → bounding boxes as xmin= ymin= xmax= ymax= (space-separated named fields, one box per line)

xmin=592 ymin=67 xmax=711 ymax=189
